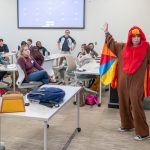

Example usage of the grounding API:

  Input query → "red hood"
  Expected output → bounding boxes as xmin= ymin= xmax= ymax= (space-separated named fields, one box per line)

xmin=122 ymin=26 xmax=149 ymax=74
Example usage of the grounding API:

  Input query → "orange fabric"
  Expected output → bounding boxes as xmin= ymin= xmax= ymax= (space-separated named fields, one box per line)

xmin=144 ymin=69 xmax=147 ymax=96
xmin=101 ymin=43 xmax=117 ymax=57
xmin=144 ymin=65 xmax=150 ymax=97
xmin=122 ymin=26 xmax=149 ymax=74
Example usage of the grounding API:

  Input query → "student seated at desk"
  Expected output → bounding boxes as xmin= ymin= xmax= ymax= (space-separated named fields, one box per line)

xmin=88 ymin=43 xmax=98 ymax=58
xmin=18 ymin=41 xmax=28 ymax=51
xmin=77 ymin=44 xmax=86 ymax=60
xmin=17 ymin=41 xmax=28 ymax=57
xmin=0 ymin=52 xmax=10 ymax=80
xmin=0 ymin=39 xmax=9 ymax=53
xmin=0 ymin=66 xmax=7 ymax=82
xmin=27 ymin=38 xmax=34 ymax=51
xmin=17 ymin=45 xmax=49 ymax=84
xmin=30 ymin=46 xmax=44 ymax=66
xmin=36 ymin=41 xmax=50 ymax=56
xmin=77 ymin=45 xmax=94 ymax=67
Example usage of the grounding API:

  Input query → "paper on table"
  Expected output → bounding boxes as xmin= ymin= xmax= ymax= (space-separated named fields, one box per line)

xmin=6 ymin=64 xmax=16 ymax=69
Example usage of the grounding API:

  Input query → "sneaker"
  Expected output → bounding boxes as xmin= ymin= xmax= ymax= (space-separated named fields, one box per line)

xmin=118 ymin=127 xmax=134 ymax=132
xmin=134 ymin=135 xmax=149 ymax=141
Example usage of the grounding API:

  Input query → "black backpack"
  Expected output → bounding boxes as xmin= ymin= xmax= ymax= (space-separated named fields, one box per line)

xmin=27 ymin=87 xmax=65 ymax=108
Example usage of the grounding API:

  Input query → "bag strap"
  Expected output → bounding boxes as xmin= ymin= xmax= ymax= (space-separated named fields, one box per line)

xmin=93 ymin=96 xmax=99 ymax=105
xmin=5 ymin=91 xmax=21 ymax=94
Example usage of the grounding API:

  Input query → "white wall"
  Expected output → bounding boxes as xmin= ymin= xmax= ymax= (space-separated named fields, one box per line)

xmin=0 ymin=0 xmax=150 ymax=55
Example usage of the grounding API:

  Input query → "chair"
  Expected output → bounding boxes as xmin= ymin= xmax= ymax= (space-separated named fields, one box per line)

xmin=65 ymin=55 xmax=96 ymax=85
xmin=65 ymin=55 xmax=97 ymax=91
xmin=42 ymin=59 xmax=54 ymax=76
xmin=64 ymin=55 xmax=77 ymax=85
xmin=65 ymin=55 xmax=100 ymax=106
xmin=65 ymin=55 xmax=76 ymax=73
xmin=16 ymin=64 xmax=43 ymax=89
xmin=52 ymin=56 xmax=67 ymax=83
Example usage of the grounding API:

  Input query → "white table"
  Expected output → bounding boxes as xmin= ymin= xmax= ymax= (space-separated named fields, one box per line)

xmin=74 ymin=62 xmax=102 ymax=105
xmin=0 ymin=85 xmax=81 ymax=150
xmin=44 ymin=53 xmax=67 ymax=61
xmin=42 ymin=53 xmax=71 ymax=81
xmin=42 ymin=53 xmax=68 ymax=76
xmin=76 ymin=61 xmax=100 ymax=75
xmin=2 ymin=52 xmax=17 ymax=64
xmin=0 ymin=64 xmax=17 ymax=91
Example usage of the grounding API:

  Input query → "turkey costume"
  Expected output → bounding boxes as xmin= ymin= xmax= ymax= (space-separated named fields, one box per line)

xmin=105 ymin=26 xmax=150 ymax=137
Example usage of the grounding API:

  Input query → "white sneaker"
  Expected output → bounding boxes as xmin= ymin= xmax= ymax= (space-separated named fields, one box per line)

xmin=134 ymin=135 xmax=149 ymax=141
xmin=118 ymin=127 xmax=134 ymax=132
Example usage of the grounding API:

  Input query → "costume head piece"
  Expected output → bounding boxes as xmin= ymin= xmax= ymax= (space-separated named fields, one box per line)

xmin=122 ymin=26 xmax=149 ymax=74
xmin=131 ymin=28 xmax=140 ymax=36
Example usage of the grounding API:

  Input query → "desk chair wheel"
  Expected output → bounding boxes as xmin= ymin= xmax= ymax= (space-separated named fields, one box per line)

xmin=77 ymin=128 xmax=81 ymax=132
xmin=47 ymin=124 xmax=49 ymax=128
xmin=73 ymin=101 xmax=77 ymax=105
xmin=98 ymin=103 xmax=101 ymax=107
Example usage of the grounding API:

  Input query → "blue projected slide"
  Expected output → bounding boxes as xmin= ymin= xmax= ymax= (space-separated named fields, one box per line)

xmin=17 ymin=0 xmax=85 ymax=28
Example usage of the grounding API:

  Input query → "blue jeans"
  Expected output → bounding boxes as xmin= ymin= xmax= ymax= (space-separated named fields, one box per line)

xmin=28 ymin=70 xmax=49 ymax=84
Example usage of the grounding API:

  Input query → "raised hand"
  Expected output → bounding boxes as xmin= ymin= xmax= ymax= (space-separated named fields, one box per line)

xmin=101 ymin=23 xmax=108 ymax=33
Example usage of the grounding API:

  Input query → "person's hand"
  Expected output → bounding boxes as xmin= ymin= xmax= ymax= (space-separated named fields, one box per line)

xmin=70 ymin=47 xmax=73 ymax=51
xmin=101 ymin=23 xmax=108 ymax=33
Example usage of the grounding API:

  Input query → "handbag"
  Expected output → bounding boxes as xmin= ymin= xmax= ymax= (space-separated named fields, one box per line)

xmin=1 ymin=91 xmax=25 ymax=113
xmin=85 ymin=95 xmax=99 ymax=105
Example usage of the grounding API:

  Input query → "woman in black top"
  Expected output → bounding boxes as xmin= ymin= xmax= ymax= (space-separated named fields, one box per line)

xmin=36 ymin=41 xmax=50 ymax=56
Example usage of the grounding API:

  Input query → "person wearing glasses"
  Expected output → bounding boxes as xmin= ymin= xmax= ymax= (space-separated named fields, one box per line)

xmin=102 ymin=23 xmax=149 ymax=141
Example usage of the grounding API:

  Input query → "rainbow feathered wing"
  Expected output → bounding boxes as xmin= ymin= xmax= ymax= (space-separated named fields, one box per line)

xmin=99 ymin=42 xmax=150 ymax=96
xmin=99 ymin=42 xmax=118 ymax=87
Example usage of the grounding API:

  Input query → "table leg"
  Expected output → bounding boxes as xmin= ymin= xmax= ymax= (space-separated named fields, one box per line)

xmin=99 ymin=78 xmax=102 ymax=106
xmin=76 ymin=92 xmax=81 ymax=132
xmin=44 ymin=121 xmax=48 ymax=150
xmin=13 ymin=71 xmax=15 ymax=92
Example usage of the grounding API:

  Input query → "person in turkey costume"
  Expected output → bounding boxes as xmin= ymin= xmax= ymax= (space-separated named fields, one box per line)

xmin=102 ymin=24 xmax=149 ymax=141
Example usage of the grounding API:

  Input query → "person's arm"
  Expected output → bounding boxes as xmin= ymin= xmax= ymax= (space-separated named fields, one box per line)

xmin=70 ymin=37 xmax=76 ymax=51
xmin=79 ymin=54 xmax=91 ymax=63
xmin=93 ymin=50 xmax=99 ymax=57
xmin=102 ymin=23 xmax=124 ymax=56
xmin=17 ymin=57 xmax=30 ymax=82
xmin=72 ymin=42 xmax=76 ymax=51
xmin=57 ymin=37 xmax=61 ymax=50
xmin=43 ymin=47 xmax=50 ymax=55
xmin=32 ymin=58 xmax=43 ymax=70
xmin=4 ymin=44 xmax=9 ymax=52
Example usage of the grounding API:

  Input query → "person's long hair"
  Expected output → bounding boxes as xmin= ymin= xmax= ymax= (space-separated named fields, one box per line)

xmin=19 ymin=45 xmax=30 ymax=58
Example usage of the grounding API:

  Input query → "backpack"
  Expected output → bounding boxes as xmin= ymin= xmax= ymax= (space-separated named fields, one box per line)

xmin=85 ymin=95 xmax=98 ymax=106
xmin=27 ymin=87 xmax=65 ymax=108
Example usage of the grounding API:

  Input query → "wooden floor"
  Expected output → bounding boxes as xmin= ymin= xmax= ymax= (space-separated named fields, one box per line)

xmin=0 ymin=91 xmax=150 ymax=150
